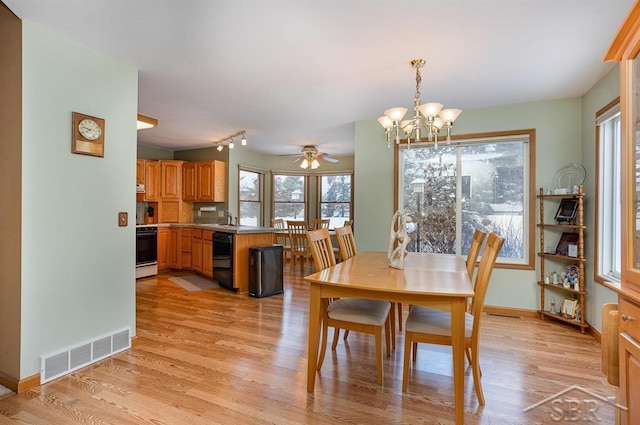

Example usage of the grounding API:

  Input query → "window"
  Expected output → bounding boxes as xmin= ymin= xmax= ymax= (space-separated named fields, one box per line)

xmin=596 ymin=100 xmax=621 ymax=283
xmin=238 ymin=168 xmax=264 ymax=226
xmin=397 ymin=130 xmax=534 ymax=267
xmin=318 ymin=173 xmax=353 ymax=229
xmin=272 ymin=173 xmax=307 ymax=223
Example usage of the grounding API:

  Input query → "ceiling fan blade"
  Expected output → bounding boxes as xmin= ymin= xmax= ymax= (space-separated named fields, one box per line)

xmin=291 ymin=156 xmax=303 ymax=163
xmin=319 ymin=153 xmax=339 ymax=163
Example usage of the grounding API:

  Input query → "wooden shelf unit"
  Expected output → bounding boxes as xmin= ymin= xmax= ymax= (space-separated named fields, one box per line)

xmin=537 ymin=185 xmax=587 ymax=332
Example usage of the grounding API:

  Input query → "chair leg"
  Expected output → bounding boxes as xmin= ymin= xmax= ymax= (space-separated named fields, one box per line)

xmin=389 ymin=304 xmax=396 ymax=350
xmin=331 ymin=327 xmax=340 ymax=350
xmin=384 ymin=318 xmax=391 ymax=357
xmin=402 ymin=331 xmax=412 ymax=392
xmin=317 ymin=321 xmax=330 ymax=371
xmin=397 ymin=302 xmax=403 ymax=331
xmin=343 ymin=330 xmax=350 ymax=340
xmin=374 ymin=327 xmax=384 ymax=385
xmin=471 ymin=343 xmax=485 ymax=405
xmin=465 ymin=346 xmax=472 ymax=365
xmin=412 ymin=342 xmax=418 ymax=362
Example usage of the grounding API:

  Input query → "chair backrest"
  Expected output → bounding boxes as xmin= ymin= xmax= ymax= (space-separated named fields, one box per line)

xmin=271 ymin=218 xmax=285 ymax=230
xmin=470 ymin=233 xmax=504 ymax=326
xmin=306 ymin=228 xmax=336 ymax=271
xmin=466 ymin=229 xmax=487 ymax=280
xmin=287 ymin=220 xmax=309 ymax=252
xmin=335 ymin=225 xmax=357 ymax=261
xmin=311 ymin=218 xmax=330 ymax=229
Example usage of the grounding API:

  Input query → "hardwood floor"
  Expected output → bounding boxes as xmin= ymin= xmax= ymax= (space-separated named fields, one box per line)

xmin=0 ymin=267 xmax=617 ymax=424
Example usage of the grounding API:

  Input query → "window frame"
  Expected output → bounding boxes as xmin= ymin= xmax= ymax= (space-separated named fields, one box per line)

xmin=393 ymin=129 xmax=536 ymax=270
xmin=595 ymin=97 xmax=622 ymax=286
xmin=271 ymin=172 xmax=309 ymax=224
xmin=316 ymin=171 xmax=354 ymax=229
xmin=237 ymin=166 xmax=265 ymax=227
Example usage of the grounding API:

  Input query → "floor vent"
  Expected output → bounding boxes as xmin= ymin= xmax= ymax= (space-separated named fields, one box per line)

xmin=40 ymin=327 xmax=131 ymax=384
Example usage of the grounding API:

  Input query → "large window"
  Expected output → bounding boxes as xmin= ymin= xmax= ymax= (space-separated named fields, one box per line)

xmin=397 ymin=130 xmax=534 ymax=267
xmin=318 ymin=173 xmax=353 ymax=229
xmin=238 ymin=168 xmax=264 ymax=226
xmin=596 ymin=100 xmax=621 ymax=283
xmin=272 ymin=173 xmax=307 ymax=222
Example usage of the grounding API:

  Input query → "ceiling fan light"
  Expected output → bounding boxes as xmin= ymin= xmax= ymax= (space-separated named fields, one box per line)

xmin=384 ymin=107 xmax=408 ymax=122
xmin=300 ymin=158 xmax=309 ymax=169
xmin=311 ymin=159 xmax=320 ymax=169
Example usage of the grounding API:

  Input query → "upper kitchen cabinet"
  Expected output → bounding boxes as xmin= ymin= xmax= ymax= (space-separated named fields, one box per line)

xmin=198 ymin=160 xmax=226 ymax=202
xmin=160 ymin=160 xmax=183 ymax=200
xmin=144 ymin=160 xmax=160 ymax=201
xmin=181 ymin=160 xmax=227 ymax=202
xmin=182 ymin=162 xmax=197 ymax=202
xmin=136 ymin=159 xmax=145 ymax=185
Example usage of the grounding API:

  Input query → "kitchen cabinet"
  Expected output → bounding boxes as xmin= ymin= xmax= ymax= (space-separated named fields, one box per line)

xmin=181 ymin=160 xmax=226 ymax=202
xmin=136 ymin=159 xmax=145 ymax=185
xmin=203 ymin=230 xmax=213 ymax=278
xmin=536 ymin=186 xmax=587 ymax=332
xmin=157 ymin=227 xmax=179 ymax=270
xmin=180 ymin=228 xmax=192 ymax=269
xmin=198 ymin=160 xmax=226 ymax=202
xmin=604 ymin=3 xmax=640 ymax=423
xmin=182 ymin=162 xmax=197 ymax=202
xmin=160 ymin=160 xmax=183 ymax=200
xmin=144 ymin=160 xmax=160 ymax=201
xmin=192 ymin=228 xmax=203 ymax=273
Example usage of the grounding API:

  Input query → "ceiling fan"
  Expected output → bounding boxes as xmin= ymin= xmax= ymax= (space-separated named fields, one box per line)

xmin=285 ymin=145 xmax=339 ymax=169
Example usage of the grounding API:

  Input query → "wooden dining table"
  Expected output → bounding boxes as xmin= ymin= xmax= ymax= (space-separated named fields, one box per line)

xmin=303 ymin=251 xmax=473 ymax=425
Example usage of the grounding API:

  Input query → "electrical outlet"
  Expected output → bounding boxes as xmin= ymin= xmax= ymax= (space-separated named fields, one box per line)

xmin=218 ymin=210 xmax=224 ymax=217
xmin=197 ymin=210 xmax=201 ymax=217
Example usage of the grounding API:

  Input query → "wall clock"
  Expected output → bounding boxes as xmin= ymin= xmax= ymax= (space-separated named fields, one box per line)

xmin=72 ymin=111 xmax=105 ymax=157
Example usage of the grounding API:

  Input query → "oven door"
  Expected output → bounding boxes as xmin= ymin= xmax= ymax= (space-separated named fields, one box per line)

xmin=136 ymin=228 xmax=158 ymax=265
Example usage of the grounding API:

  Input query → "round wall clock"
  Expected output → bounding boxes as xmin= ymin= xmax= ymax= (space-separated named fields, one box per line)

xmin=72 ymin=112 xmax=105 ymax=157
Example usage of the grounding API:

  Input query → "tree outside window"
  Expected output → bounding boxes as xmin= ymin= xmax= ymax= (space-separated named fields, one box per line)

xmin=273 ymin=174 xmax=306 ymax=223
xmin=238 ymin=169 xmax=263 ymax=226
xmin=398 ymin=132 xmax=533 ymax=266
xmin=319 ymin=174 xmax=352 ymax=229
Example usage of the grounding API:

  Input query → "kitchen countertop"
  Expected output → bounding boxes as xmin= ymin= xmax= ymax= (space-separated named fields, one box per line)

xmin=136 ymin=223 xmax=276 ymax=234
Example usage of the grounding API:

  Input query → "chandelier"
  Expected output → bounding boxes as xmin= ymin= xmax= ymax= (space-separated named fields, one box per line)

xmin=214 ymin=131 xmax=247 ymax=151
xmin=377 ymin=59 xmax=461 ymax=149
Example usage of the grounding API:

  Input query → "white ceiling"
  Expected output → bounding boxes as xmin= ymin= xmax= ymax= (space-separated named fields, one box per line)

xmin=3 ymin=0 xmax=633 ymax=156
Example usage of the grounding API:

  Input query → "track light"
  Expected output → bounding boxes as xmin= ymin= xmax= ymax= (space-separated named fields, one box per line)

xmin=213 ymin=130 xmax=247 ymax=151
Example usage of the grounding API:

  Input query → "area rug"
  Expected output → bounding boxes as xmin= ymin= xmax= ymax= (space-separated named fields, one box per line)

xmin=169 ymin=275 xmax=219 ymax=292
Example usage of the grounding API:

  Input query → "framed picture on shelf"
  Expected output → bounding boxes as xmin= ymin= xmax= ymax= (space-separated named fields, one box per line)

xmin=554 ymin=198 xmax=579 ymax=223
xmin=561 ymin=298 xmax=578 ymax=318
xmin=555 ymin=232 xmax=579 ymax=256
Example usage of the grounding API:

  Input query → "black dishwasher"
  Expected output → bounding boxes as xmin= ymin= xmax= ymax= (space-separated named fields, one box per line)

xmin=212 ymin=232 xmax=234 ymax=291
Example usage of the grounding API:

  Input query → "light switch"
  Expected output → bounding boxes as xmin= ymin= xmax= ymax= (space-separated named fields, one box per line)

xmin=118 ymin=212 xmax=128 ymax=227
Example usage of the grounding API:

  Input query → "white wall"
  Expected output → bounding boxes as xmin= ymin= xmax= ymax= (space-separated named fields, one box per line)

xmin=21 ymin=21 xmax=138 ymax=377
xmin=581 ymin=65 xmax=620 ymax=331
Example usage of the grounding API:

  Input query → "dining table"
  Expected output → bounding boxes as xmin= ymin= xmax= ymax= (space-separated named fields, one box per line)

xmin=303 ymin=251 xmax=473 ymax=425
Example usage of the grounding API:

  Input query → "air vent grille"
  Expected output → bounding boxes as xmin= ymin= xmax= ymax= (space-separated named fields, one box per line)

xmin=40 ymin=327 xmax=131 ymax=384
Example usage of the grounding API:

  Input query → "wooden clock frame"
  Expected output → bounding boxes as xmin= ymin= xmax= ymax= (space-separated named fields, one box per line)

xmin=72 ymin=111 xmax=105 ymax=157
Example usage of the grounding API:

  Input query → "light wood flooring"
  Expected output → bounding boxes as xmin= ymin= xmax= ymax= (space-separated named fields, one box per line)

xmin=0 ymin=266 xmax=617 ymax=424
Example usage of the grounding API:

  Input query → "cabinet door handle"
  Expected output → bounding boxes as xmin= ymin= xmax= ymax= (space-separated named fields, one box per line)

xmin=622 ymin=314 xmax=635 ymax=322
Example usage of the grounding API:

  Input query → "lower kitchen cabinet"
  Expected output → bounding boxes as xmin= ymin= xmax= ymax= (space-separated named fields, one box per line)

xmin=203 ymin=230 xmax=213 ymax=278
xmin=620 ymin=296 xmax=640 ymax=425
xmin=192 ymin=229 xmax=203 ymax=273
xmin=157 ymin=227 xmax=179 ymax=270
xmin=180 ymin=228 xmax=192 ymax=269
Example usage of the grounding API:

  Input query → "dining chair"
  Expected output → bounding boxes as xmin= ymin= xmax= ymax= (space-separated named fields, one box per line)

xmin=466 ymin=229 xmax=487 ymax=280
xmin=287 ymin=220 xmax=313 ymax=273
xmin=272 ymin=218 xmax=292 ymax=264
xmin=306 ymin=228 xmax=392 ymax=385
xmin=335 ymin=224 xmax=396 ymax=349
xmin=311 ymin=218 xmax=330 ymax=229
xmin=401 ymin=232 xmax=504 ymax=405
